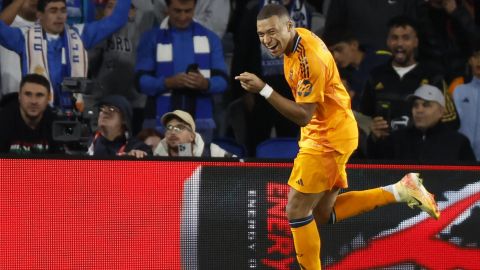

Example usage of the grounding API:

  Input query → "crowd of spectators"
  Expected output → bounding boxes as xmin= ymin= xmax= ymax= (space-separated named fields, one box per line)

xmin=0 ymin=0 xmax=478 ymax=163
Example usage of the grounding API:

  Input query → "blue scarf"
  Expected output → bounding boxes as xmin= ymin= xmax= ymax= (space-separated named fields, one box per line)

xmin=155 ymin=17 xmax=211 ymax=79
xmin=154 ymin=17 xmax=212 ymax=119
xmin=25 ymin=24 xmax=87 ymax=108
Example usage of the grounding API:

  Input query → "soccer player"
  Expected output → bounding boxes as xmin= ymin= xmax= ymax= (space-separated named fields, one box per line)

xmin=235 ymin=4 xmax=440 ymax=269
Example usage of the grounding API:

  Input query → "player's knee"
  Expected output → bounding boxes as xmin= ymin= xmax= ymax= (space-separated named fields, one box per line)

xmin=286 ymin=199 xmax=311 ymax=220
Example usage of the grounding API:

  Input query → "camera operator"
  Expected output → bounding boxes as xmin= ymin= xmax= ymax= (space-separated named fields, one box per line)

xmin=0 ymin=74 xmax=61 ymax=154
xmin=367 ymin=84 xmax=475 ymax=162
xmin=87 ymin=95 xmax=151 ymax=158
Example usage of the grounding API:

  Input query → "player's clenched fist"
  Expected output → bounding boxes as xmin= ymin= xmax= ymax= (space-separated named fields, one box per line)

xmin=235 ymin=72 xmax=266 ymax=93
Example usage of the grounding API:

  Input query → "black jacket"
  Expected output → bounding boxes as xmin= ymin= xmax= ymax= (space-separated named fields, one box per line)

xmin=0 ymin=103 xmax=60 ymax=154
xmin=89 ymin=133 xmax=152 ymax=157
xmin=367 ymin=122 xmax=476 ymax=163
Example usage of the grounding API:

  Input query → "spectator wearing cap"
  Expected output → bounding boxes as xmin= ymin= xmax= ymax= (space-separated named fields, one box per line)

xmin=87 ymin=95 xmax=152 ymax=158
xmin=367 ymin=84 xmax=476 ymax=162
xmin=153 ymin=110 xmax=234 ymax=158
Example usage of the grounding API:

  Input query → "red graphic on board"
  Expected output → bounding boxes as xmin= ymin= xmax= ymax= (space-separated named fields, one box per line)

xmin=263 ymin=183 xmax=295 ymax=269
xmin=0 ymin=159 xmax=199 ymax=269
xmin=328 ymin=191 xmax=480 ymax=270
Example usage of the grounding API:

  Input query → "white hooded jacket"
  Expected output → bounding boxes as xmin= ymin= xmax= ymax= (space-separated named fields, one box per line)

xmin=153 ymin=132 xmax=233 ymax=157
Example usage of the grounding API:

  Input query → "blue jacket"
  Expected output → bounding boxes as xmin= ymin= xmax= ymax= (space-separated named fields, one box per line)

xmin=453 ymin=77 xmax=480 ymax=160
xmin=135 ymin=21 xmax=227 ymax=128
xmin=0 ymin=0 xmax=131 ymax=109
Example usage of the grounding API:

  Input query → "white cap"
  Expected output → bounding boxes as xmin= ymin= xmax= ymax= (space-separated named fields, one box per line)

xmin=161 ymin=110 xmax=196 ymax=132
xmin=407 ymin=84 xmax=445 ymax=108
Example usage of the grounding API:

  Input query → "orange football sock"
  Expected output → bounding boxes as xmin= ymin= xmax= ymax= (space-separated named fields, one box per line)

xmin=290 ymin=215 xmax=321 ymax=269
xmin=333 ymin=188 xmax=396 ymax=223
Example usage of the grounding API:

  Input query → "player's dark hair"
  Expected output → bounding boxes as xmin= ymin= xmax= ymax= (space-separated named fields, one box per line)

xmin=20 ymin=74 xmax=51 ymax=93
xmin=37 ymin=0 xmax=66 ymax=12
xmin=257 ymin=3 xmax=289 ymax=21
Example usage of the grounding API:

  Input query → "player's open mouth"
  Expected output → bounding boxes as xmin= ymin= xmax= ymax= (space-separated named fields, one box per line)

xmin=268 ymin=44 xmax=279 ymax=53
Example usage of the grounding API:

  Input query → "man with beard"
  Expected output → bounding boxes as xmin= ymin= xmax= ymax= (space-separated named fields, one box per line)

xmin=360 ymin=16 xmax=458 ymax=131
xmin=0 ymin=74 xmax=60 ymax=154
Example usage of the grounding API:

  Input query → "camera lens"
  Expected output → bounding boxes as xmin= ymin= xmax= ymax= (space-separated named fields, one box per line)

xmin=64 ymin=127 xmax=74 ymax=136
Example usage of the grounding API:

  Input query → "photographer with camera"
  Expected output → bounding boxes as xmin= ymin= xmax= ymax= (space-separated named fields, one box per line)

xmin=86 ymin=95 xmax=151 ymax=158
xmin=0 ymin=74 xmax=61 ymax=154
xmin=367 ymin=84 xmax=475 ymax=162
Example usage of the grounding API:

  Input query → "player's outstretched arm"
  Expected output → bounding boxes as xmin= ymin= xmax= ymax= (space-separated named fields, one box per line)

xmin=235 ymin=72 xmax=315 ymax=127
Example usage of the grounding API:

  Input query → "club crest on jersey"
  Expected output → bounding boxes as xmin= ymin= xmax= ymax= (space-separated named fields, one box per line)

xmin=297 ymin=79 xmax=312 ymax=97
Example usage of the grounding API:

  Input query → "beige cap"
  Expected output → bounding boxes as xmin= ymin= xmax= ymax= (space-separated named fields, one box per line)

xmin=161 ymin=110 xmax=196 ymax=132
xmin=407 ymin=84 xmax=445 ymax=108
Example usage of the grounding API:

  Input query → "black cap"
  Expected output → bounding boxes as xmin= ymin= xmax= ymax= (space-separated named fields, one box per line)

xmin=97 ymin=95 xmax=132 ymax=131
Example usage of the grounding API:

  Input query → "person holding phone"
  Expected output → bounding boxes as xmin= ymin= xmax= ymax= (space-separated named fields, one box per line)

xmin=153 ymin=110 xmax=234 ymax=158
xmin=135 ymin=0 xmax=228 ymax=144
xmin=360 ymin=16 xmax=459 ymax=131
xmin=367 ymin=84 xmax=475 ymax=162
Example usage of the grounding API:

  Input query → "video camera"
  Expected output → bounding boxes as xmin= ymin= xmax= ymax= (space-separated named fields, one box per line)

xmin=61 ymin=77 xmax=95 ymax=95
xmin=52 ymin=77 xmax=96 ymax=151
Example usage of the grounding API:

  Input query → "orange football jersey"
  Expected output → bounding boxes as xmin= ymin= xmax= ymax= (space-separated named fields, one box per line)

xmin=284 ymin=28 xmax=358 ymax=154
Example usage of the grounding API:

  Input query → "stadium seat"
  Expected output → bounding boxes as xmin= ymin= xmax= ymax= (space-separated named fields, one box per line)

xmin=212 ymin=137 xmax=246 ymax=158
xmin=256 ymin=137 xmax=299 ymax=159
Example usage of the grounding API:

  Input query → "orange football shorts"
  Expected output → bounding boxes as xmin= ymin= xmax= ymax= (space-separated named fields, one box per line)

xmin=288 ymin=149 xmax=354 ymax=194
